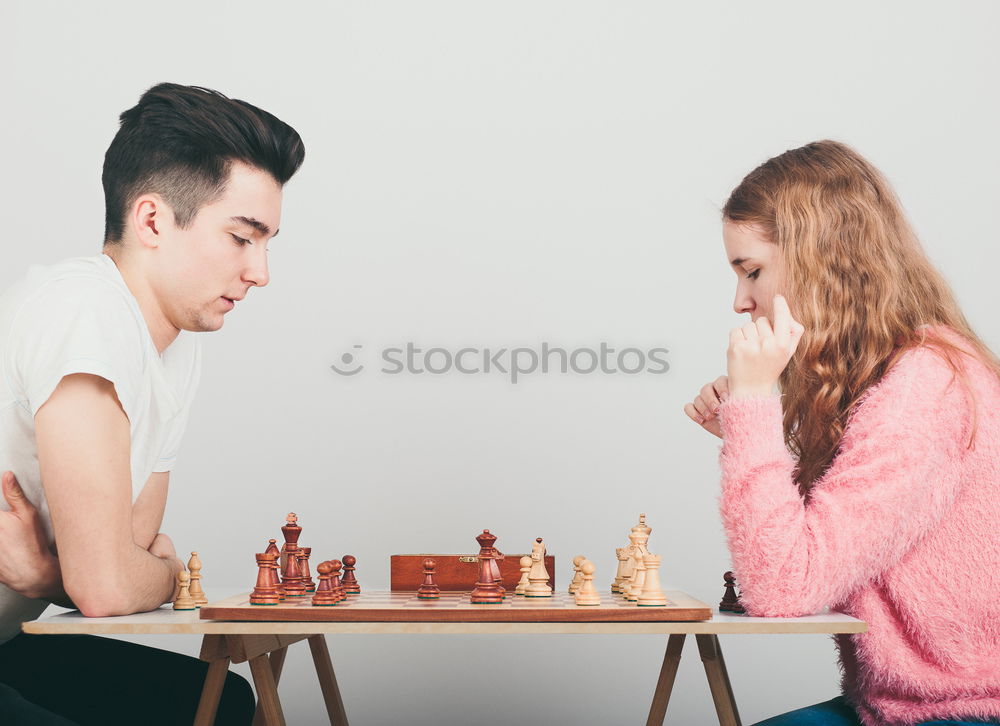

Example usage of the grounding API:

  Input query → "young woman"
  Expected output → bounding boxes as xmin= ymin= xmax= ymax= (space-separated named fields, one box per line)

xmin=685 ymin=140 xmax=1000 ymax=726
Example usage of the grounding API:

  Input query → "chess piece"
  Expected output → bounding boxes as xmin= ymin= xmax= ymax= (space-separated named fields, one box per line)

xmin=619 ymin=563 xmax=633 ymax=598
xmin=281 ymin=546 xmax=307 ymax=597
xmin=574 ymin=560 xmax=601 ymax=606
xmin=568 ymin=555 xmax=585 ymax=594
xmin=298 ymin=549 xmax=315 ymax=592
xmin=623 ymin=514 xmax=652 ymax=600
xmin=280 ymin=512 xmax=301 ymax=569
xmin=636 ymin=554 xmax=668 ymax=606
xmin=488 ymin=545 xmax=506 ymax=598
xmin=173 ymin=570 xmax=197 ymax=610
xmin=341 ymin=555 xmax=361 ymax=594
xmin=525 ymin=537 xmax=553 ymax=598
xmin=636 ymin=513 xmax=651 ymax=538
xmin=187 ymin=551 xmax=208 ymax=607
xmin=250 ymin=552 xmax=281 ymax=605
xmin=312 ymin=561 xmax=340 ymax=606
xmin=515 ymin=555 xmax=532 ymax=596
xmin=265 ymin=540 xmax=285 ymax=600
xmin=612 ymin=547 xmax=627 ymax=594
xmin=626 ymin=551 xmax=647 ymax=602
xmin=329 ymin=559 xmax=346 ymax=602
xmin=283 ymin=542 xmax=300 ymax=586
xmin=470 ymin=530 xmax=504 ymax=604
xmin=417 ymin=558 xmax=441 ymax=600
xmin=720 ymin=571 xmax=745 ymax=614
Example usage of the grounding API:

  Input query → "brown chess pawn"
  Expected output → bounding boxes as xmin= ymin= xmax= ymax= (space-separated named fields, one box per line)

xmin=720 ymin=571 xmax=746 ymax=614
xmin=312 ymin=561 xmax=339 ymax=606
xmin=470 ymin=530 xmax=504 ymax=604
xmin=341 ymin=555 xmax=361 ymax=594
xmin=328 ymin=559 xmax=346 ymax=602
xmin=281 ymin=546 xmax=307 ymax=597
xmin=299 ymin=547 xmax=316 ymax=592
xmin=251 ymin=552 xmax=281 ymax=605
xmin=296 ymin=550 xmax=315 ymax=592
xmin=417 ymin=558 xmax=441 ymax=600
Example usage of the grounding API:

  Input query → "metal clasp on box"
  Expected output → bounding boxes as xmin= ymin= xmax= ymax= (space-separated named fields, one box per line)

xmin=458 ymin=556 xmax=478 ymax=563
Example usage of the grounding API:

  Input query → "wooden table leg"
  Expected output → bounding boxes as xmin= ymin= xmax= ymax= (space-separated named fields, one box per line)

xmin=253 ymin=647 xmax=289 ymax=726
xmin=308 ymin=635 xmax=350 ymax=726
xmin=646 ymin=633 xmax=686 ymax=726
xmin=194 ymin=653 xmax=231 ymax=726
xmin=249 ymin=652 xmax=287 ymax=726
xmin=695 ymin=634 xmax=742 ymax=726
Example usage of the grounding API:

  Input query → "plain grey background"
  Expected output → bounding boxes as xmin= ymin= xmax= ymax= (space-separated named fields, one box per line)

xmin=3 ymin=1 xmax=998 ymax=724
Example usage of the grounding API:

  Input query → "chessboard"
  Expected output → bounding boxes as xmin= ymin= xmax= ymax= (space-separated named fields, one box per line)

xmin=199 ymin=590 xmax=713 ymax=623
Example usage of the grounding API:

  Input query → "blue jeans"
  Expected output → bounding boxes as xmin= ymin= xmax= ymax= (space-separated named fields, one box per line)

xmin=752 ymin=696 xmax=1000 ymax=726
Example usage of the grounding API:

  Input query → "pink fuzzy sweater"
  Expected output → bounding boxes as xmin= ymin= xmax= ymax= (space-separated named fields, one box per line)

xmin=717 ymin=329 xmax=1000 ymax=726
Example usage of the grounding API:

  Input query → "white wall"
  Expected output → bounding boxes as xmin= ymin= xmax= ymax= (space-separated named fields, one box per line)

xmin=3 ymin=1 xmax=998 ymax=723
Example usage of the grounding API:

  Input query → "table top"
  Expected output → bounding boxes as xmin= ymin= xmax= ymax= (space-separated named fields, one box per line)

xmin=23 ymin=591 xmax=867 ymax=636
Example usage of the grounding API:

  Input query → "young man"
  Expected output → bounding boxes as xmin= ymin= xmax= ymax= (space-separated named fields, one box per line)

xmin=0 ymin=83 xmax=304 ymax=725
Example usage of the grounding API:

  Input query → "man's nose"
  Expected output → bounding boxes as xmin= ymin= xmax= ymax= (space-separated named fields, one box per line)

xmin=244 ymin=249 xmax=270 ymax=288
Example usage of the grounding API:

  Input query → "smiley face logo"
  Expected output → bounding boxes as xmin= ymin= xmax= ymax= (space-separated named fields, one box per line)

xmin=330 ymin=345 xmax=364 ymax=376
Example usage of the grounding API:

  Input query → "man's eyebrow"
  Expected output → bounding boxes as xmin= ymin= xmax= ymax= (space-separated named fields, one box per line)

xmin=230 ymin=216 xmax=279 ymax=238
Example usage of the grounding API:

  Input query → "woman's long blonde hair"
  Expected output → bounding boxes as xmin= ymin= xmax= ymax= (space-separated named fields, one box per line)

xmin=723 ymin=140 xmax=1000 ymax=496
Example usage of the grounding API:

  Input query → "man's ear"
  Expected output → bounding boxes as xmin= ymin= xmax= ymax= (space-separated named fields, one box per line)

xmin=130 ymin=194 xmax=171 ymax=250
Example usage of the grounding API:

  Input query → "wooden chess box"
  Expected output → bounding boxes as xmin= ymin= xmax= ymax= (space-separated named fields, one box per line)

xmin=390 ymin=554 xmax=556 ymax=592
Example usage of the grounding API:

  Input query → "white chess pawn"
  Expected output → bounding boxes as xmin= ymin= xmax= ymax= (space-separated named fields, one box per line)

xmin=574 ymin=560 xmax=601 ymax=606
xmin=525 ymin=538 xmax=552 ymax=597
xmin=173 ymin=571 xmax=197 ymax=611
xmin=187 ymin=551 xmax=208 ymax=607
xmin=515 ymin=555 xmax=532 ymax=595
xmin=636 ymin=553 xmax=668 ymax=607
xmin=626 ymin=552 xmax=647 ymax=602
xmin=568 ymin=555 xmax=585 ymax=594
xmin=619 ymin=549 xmax=635 ymax=598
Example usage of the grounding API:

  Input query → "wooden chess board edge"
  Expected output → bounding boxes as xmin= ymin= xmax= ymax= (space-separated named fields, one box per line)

xmin=199 ymin=591 xmax=714 ymax=623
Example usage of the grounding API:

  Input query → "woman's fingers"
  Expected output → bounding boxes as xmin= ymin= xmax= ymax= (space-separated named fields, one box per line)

xmin=772 ymin=294 xmax=791 ymax=343
xmin=740 ymin=320 xmax=760 ymax=340
xmin=684 ymin=401 xmax=706 ymax=423
xmin=700 ymin=382 xmax=723 ymax=408
xmin=712 ymin=375 xmax=730 ymax=402
xmin=755 ymin=314 xmax=774 ymax=339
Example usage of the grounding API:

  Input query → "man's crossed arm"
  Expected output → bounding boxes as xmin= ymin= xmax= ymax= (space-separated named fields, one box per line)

xmin=0 ymin=372 xmax=184 ymax=616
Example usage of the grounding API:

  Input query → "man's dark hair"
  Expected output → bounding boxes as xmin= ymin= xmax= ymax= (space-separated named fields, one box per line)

xmin=102 ymin=82 xmax=305 ymax=244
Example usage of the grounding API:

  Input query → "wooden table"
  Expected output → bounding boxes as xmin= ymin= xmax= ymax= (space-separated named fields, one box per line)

xmin=24 ymin=594 xmax=866 ymax=726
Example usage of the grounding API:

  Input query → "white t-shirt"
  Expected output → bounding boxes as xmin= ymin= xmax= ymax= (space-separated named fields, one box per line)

xmin=0 ymin=253 xmax=201 ymax=643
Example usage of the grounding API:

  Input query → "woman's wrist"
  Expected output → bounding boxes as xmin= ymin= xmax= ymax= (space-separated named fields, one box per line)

xmin=728 ymin=385 xmax=775 ymax=398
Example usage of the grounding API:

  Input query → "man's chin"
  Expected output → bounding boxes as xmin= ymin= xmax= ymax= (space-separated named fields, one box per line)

xmin=185 ymin=315 xmax=225 ymax=333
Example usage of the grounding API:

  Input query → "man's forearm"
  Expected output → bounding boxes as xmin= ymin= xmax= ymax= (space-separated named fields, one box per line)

xmin=106 ymin=545 xmax=184 ymax=615
xmin=26 ymin=543 xmax=181 ymax=614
